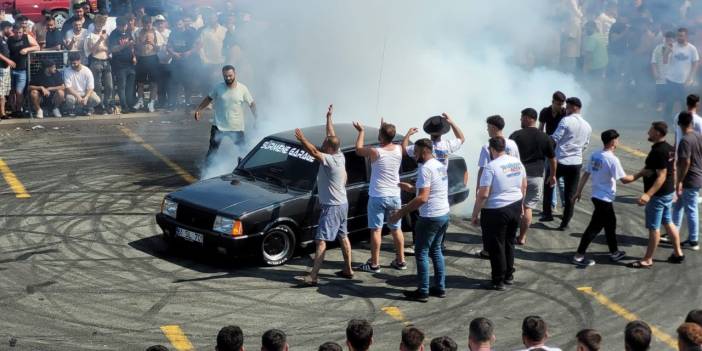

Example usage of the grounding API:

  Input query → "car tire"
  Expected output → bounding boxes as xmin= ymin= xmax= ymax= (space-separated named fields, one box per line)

xmin=52 ymin=10 xmax=70 ymax=30
xmin=260 ymin=225 xmax=296 ymax=266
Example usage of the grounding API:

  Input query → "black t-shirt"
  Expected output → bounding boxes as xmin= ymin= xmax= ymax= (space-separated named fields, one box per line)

xmin=644 ymin=141 xmax=675 ymax=196
xmin=108 ymin=30 xmax=134 ymax=66
xmin=168 ymin=28 xmax=197 ymax=53
xmin=7 ymin=35 xmax=30 ymax=70
xmin=45 ymin=28 xmax=63 ymax=49
xmin=0 ymin=37 xmax=9 ymax=69
xmin=539 ymin=106 xmax=566 ymax=135
xmin=509 ymin=127 xmax=556 ymax=177
xmin=33 ymin=71 xmax=64 ymax=88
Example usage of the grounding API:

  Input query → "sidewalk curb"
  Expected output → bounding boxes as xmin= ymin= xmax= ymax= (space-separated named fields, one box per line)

xmin=0 ymin=111 xmax=186 ymax=126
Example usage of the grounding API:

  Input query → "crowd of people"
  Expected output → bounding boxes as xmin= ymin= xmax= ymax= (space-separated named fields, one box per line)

xmin=142 ymin=310 xmax=702 ymax=350
xmin=0 ymin=0 xmax=243 ymax=119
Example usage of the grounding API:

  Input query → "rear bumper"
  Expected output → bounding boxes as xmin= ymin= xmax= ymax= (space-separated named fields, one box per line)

xmin=155 ymin=214 xmax=263 ymax=254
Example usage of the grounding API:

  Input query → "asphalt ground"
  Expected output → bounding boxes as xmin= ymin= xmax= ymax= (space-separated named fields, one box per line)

xmin=0 ymin=111 xmax=700 ymax=351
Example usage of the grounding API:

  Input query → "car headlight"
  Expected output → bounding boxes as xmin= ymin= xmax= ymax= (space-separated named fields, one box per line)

xmin=213 ymin=216 xmax=243 ymax=236
xmin=161 ymin=198 xmax=178 ymax=218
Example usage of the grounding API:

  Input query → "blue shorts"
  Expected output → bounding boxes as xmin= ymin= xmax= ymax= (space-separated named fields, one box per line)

xmin=11 ymin=69 xmax=27 ymax=93
xmin=315 ymin=203 xmax=348 ymax=242
xmin=645 ymin=193 xmax=674 ymax=230
xmin=367 ymin=196 xmax=401 ymax=230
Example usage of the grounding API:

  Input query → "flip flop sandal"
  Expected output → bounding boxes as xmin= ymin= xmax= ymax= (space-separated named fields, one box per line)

xmin=294 ymin=275 xmax=319 ymax=286
xmin=334 ymin=271 xmax=354 ymax=279
xmin=627 ymin=261 xmax=653 ymax=269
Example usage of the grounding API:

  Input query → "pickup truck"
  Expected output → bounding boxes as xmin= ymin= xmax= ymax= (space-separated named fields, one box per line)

xmin=155 ymin=124 xmax=470 ymax=266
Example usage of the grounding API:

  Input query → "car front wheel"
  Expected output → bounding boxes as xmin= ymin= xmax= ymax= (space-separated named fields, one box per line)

xmin=261 ymin=225 xmax=296 ymax=266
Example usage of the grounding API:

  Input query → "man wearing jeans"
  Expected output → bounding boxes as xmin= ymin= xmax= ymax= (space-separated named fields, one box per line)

xmin=391 ymin=139 xmax=449 ymax=302
xmin=108 ymin=16 xmax=136 ymax=114
xmin=353 ymin=118 xmax=406 ymax=273
xmin=674 ymin=112 xmax=702 ymax=251
xmin=472 ymin=137 xmax=526 ymax=291
xmin=547 ymin=97 xmax=592 ymax=231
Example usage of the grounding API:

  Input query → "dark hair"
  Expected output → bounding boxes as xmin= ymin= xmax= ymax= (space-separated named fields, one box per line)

xmin=262 ymin=329 xmax=287 ymax=351
xmin=318 ymin=342 xmax=343 ymax=351
xmin=566 ymin=96 xmax=582 ymax=108
xmin=68 ymin=51 xmax=81 ymax=62
xmin=142 ymin=15 xmax=153 ymax=24
xmin=665 ymin=31 xmax=676 ymax=38
xmin=521 ymin=108 xmax=538 ymax=120
xmin=679 ymin=27 xmax=689 ymax=34
xmin=15 ymin=15 xmax=27 ymax=22
xmin=145 ymin=346 xmax=169 ymax=351
xmin=401 ymin=325 xmax=425 ymax=351
xmin=687 ymin=94 xmax=700 ymax=108
xmin=488 ymin=137 xmax=506 ymax=153
xmin=686 ymin=309 xmax=702 ymax=326
xmin=576 ymin=329 xmax=602 ymax=351
xmin=522 ymin=316 xmax=547 ymax=342
xmin=651 ymin=121 xmax=668 ymax=136
xmin=678 ymin=111 xmax=694 ymax=128
xmin=222 ymin=65 xmax=236 ymax=72
xmin=601 ymin=129 xmax=620 ymax=145
xmin=553 ymin=91 xmax=566 ymax=102
xmin=0 ymin=21 xmax=11 ymax=30
xmin=430 ymin=336 xmax=457 ymax=351
xmin=346 ymin=319 xmax=373 ymax=351
xmin=677 ymin=323 xmax=702 ymax=348
xmin=379 ymin=123 xmax=396 ymax=143
xmin=41 ymin=60 xmax=57 ymax=70
xmin=116 ymin=15 xmax=130 ymax=26
xmin=73 ymin=3 xmax=83 ymax=10
xmin=12 ymin=22 xmax=21 ymax=31
xmin=414 ymin=138 xmax=433 ymax=153
xmin=625 ymin=321 xmax=652 ymax=351
xmin=469 ymin=317 xmax=494 ymax=343
xmin=217 ymin=325 xmax=244 ymax=351
xmin=486 ymin=115 xmax=505 ymax=130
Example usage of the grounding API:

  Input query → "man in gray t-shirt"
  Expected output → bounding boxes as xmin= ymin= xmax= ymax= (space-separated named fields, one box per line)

xmin=673 ymin=111 xmax=702 ymax=249
xmin=294 ymin=105 xmax=354 ymax=286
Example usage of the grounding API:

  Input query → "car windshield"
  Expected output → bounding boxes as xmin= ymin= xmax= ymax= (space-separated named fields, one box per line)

xmin=237 ymin=139 xmax=319 ymax=191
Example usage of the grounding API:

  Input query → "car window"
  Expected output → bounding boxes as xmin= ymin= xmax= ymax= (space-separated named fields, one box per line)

xmin=344 ymin=151 xmax=367 ymax=186
xmin=240 ymin=139 xmax=319 ymax=191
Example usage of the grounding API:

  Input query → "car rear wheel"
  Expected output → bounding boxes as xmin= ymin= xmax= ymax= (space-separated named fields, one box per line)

xmin=261 ymin=225 xmax=296 ymax=266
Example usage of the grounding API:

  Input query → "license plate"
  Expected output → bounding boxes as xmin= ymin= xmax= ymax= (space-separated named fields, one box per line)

xmin=175 ymin=227 xmax=204 ymax=244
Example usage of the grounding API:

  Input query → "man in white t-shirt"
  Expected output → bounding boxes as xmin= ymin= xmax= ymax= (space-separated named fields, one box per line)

xmin=390 ymin=138 xmax=450 ymax=302
xmin=471 ymin=137 xmax=526 ymax=291
xmin=353 ymin=117 xmax=406 ymax=273
xmin=194 ymin=65 xmax=257 ymax=166
xmin=572 ymin=130 xmax=637 ymax=267
xmin=64 ymin=51 xmax=101 ymax=116
xmin=663 ymin=27 xmax=700 ymax=118
xmin=651 ymin=31 xmax=675 ymax=113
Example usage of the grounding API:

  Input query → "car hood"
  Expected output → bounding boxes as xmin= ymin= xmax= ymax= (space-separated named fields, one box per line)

xmin=168 ymin=175 xmax=301 ymax=217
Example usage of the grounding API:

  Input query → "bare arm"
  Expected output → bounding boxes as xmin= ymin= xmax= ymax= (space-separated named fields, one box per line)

xmin=475 ymin=167 xmax=483 ymax=193
xmin=677 ymin=157 xmax=692 ymax=192
xmin=620 ymin=174 xmax=637 ymax=184
xmin=295 ymin=129 xmax=325 ymax=163
xmin=471 ymin=186 xmax=490 ymax=224
xmin=22 ymin=34 xmax=40 ymax=54
xmin=638 ymin=169 xmax=667 ymax=205
xmin=249 ymin=101 xmax=257 ymax=118
xmin=687 ymin=60 xmax=700 ymax=85
xmin=65 ymin=86 xmax=82 ymax=98
xmin=573 ymin=172 xmax=590 ymax=203
xmin=401 ymin=128 xmax=418 ymax=156
xmin=193 ymin=96 xmax=213 ymax=121
xmin=443 ymin=113 xmax=465 ymax=144
xmin=325 ymin=104 xmax=335 ymax=137
xmin=392 ymin=186 xmax=430 ymax=221
xmin=352 ymin=122 xmax=378 ymax=159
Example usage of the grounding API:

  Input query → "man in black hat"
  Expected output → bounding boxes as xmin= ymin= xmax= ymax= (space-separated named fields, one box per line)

xmin=402 ymin=113 xmax=465 ymax=169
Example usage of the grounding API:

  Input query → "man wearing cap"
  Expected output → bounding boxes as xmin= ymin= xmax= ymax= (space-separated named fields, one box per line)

xmin=545 ymin=97 xmax=591 ymax=231
xmin=509 ymin=108 xmax=556 ymax=245
xmin=471 ymin=137 xmax=526 ymax=291
xmin=572 ymin=130 xmax=637 ymax=266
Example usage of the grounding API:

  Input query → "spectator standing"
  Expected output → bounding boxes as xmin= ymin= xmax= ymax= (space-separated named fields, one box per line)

xmin=134 ymin=16 xmax=164 ymax=113
xmin=84 ymin=14 xmax=113 ymax=114
xmin=400 ymin=325 xmax=425 ymax=351
xmin=677 ymin=323 xmax=702 ymax=351
xmin=7 ymin=22 xmax=39 ymax=117
xmin=663 ymin=28 xmax=700 ymax=118
xmin=64 ymin=18 xmax=88 ymax=62
xmin=674 ymin=94 xmax=702 ymax=149
xmin=167 ymin=14 xmax=198 ymax=109
xmin=261 ymin=329 xmax=288 ymax=351
xmin=28 ymin=60 xmax=65 ymax=118
xmin=154 ymin=17 xmax=171 ymax=107
xmin=197 ymin=11 xmax=227 ymax=89
xmin=109 ymin=16 xmax=136 ymax=114
xmin=572 ymin=130 xmax=635 ymax=267
xmin=516 ymin=316 xmax=562 ymax=351
xmin=509 ymin=108 xmax=556 ymax=245
xmin=472 ymin=137 xmax=526 ymax=291
xmin=594 ymin=2 xmax=617 ymax=44
xmin=346 ymin=320 xmax=373 ymax=351
xmin=293 ymin=106 xmax=354 ymax=286
xmin=651 ymin=32 xmax=676 ymax=113
xmin=391 ymin=138 xmax=450 ymax=302
xmin=43 ymin=17 xmax=62 ymax=50
xmin=624 ymin=321 xmax=651 ymax=351
xmin=0 ymin=21 xmax=15 ymax=120
xmin=353 ymin=119 xmax=406 ymax=273
xmin=429 ymin=337 xmax=457 ymax=351
xmin=673 ymin=112 xmax=702 ymax=251
xmin=216 ymin=325 xmax=244 ymax=351
xmin=628 ymin=121 xmax=685 ymax=268
xmin=0 ymin=8 xmax=13 ymax=24
xmin=468 ymin=318 xmax=495 ymax=351
xmin=575 ymin=329 xmax=601 ymax=351
xmin=561 ymin=0 xmax=583 ymax=73
xmin=194 ymin=65 xmax=256 ymax=162
xmin=61 ymin=3 xmax=92 ymax=37
xmin=64 ymin=51 xmax=101 ymax=116
xmin=31 ymin=10 xmax=51 ymax=48
xmin=539 ymin=91 xmax=567 ymax=219
xmin=582 ymin=21 xmax=608 ymax=81
xmin=548 ymin=97 xmax=592 ymax=230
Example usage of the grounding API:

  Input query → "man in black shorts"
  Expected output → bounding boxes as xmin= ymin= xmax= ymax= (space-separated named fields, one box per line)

xmin=28 ymin=60 xmax=65 ymax=118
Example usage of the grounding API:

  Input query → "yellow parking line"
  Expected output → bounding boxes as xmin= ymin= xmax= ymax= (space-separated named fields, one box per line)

xmin=0 ymin=158 xmax=30 ymax=198
xmin=118 ymin=126 xmax=197 ymax=184
xmin=160 ymin=325 xmax=195 ymax=351
xmin=578 ymin=287 xmax=677 ymax=350
xmin=382 ymin=306 xmax=410 ymax=325
xmin=617 ymin=144 xmax=648 ymax=158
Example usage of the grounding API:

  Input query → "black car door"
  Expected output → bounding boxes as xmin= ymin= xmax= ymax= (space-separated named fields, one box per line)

xmin=343 ymin=150 xmax=369 ymax=234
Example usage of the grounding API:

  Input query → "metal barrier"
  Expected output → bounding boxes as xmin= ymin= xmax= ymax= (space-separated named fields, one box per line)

xmin=27 ymin=51 xmax=79 ymax=85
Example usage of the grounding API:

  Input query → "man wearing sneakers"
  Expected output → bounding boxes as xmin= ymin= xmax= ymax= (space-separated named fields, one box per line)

xmin=673 ymin=112 xmax=702 ymax=251
xmin=353 ymin=119 xmax=406 ymax=273
xmin=571 ymin=130 xmax=637 ymax=267
xmin=28 ymin=61 xmax=65 ymax=118
xmin=390 ymin=139 xmax=450 ymax=302
xmin=294 ymin=105 xmax=353 ymax=285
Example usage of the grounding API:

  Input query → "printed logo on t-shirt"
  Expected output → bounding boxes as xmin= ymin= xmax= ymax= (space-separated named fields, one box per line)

xmin=501 ymin=162 xmax=523 ymax=177
xmin=435 ymin=149 xmax=449 ymax=165
xmin=590 ymin=157 xmax=603 ymax=172
xmin=674 ymin=52 xmax=691 ymax=61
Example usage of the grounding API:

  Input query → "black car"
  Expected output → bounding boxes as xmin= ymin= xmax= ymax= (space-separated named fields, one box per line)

xmin=156 ymin=124 xmax=470 ymax=266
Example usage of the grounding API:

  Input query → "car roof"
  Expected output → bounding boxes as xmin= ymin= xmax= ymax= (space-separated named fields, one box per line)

xmin=268 ymin=123 xmax=404 ymax=150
